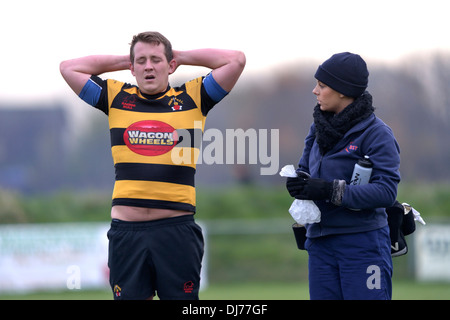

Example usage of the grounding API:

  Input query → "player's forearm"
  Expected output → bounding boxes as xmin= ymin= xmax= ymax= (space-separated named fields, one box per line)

xmin=174 ymin=49 xmax=246 ymax=92
xmin=174 ymin=49 xmax=244 ymax=70
xmin=60 ymin=55 xmax=130 ymax=77
xmin=60 ymin=55 xmax=130 ymax=95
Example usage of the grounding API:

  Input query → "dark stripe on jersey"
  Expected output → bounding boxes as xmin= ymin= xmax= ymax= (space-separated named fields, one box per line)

xmin=110 ymin=128 xmax=203 ymax=148
xmin=115 ymin=163 xmax=195 ymax=186
xmin=110 ymin=128 xmax=126 ymax=146
xmin=110 ymin=91 xmax=198 ymax=113
xmin=112 ymin=198 xmax=196 ymax=212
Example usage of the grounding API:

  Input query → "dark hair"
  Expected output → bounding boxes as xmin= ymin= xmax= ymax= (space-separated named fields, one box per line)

xmin=130 ymin=31 xmax=173 ymax=63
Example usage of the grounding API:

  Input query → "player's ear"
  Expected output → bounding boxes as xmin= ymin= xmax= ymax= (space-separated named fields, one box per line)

xmin=168 ymin=59 xmax=177 ymax=75
xmin=130 ymin=61 xmax=136 ymax=77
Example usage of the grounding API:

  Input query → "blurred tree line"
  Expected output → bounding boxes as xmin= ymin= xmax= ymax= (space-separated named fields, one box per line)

xmin=0 ymin=52 xmax=449 ymax=195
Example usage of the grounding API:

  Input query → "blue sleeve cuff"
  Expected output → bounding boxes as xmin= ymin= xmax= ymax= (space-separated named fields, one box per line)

xmin=79 ymin=78 xmax=102 ymax=106
xmin=203 ymin=73 xmax=228 ymax=102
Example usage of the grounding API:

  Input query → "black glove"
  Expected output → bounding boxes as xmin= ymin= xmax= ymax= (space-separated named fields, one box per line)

xmin=386 ymin=201 xmax=408 ymax=257
xmin=286 ymin=177 xmax=333 ymax=201
xmin=285 ymin=171 xmax=310 ymax=198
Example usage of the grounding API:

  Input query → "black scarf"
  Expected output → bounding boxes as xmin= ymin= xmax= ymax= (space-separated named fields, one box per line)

xmin=313 ymin=92 xmax=375 ymax=155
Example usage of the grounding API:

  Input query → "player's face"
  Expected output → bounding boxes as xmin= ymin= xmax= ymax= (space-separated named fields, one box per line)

xmin=131 ymin=42 xmax=176 ymax=95
xmin=312 ymin=81 xmax=350 ymax=114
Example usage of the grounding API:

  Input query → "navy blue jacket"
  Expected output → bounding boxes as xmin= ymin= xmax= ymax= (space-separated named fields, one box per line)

xmin=298 ymin=114 xmax=401 ymax=238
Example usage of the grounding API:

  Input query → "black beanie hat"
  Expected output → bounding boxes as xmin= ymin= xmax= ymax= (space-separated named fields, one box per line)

xmin=314 ymin=52 xmax=369 ymax=98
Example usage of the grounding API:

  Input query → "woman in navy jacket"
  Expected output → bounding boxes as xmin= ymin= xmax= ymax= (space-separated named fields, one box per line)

xmin=287 ymin=52 xmax=401 ymax=300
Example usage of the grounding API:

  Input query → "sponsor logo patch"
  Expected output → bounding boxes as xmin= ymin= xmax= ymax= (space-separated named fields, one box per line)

xmin=123 ymin=120 xmax=178 ymax=156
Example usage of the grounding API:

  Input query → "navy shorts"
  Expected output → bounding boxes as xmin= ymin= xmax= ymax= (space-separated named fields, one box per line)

xmin=306 ymin=226 xmax=393 ymax=300
xmin=107 ymin=215 xmax=204 ymax=300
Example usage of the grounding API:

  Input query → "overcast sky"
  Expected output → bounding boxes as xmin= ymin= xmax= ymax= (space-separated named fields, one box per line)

xmin=1 ymin=0 xmax=448 ymax=101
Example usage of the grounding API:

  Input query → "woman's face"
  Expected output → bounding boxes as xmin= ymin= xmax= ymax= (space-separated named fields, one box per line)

xmin=312 ymin=81 xmax=352 ymax=114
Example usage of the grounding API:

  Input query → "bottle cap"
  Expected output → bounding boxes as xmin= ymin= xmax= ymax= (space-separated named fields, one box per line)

xmin=358 ymin=155 xmax=373 ymax=168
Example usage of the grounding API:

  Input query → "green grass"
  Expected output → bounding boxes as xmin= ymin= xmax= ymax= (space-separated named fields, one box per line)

xmin=392 ymin=281 xmax=450 ymax=300
xmin=1 ymin=280 xmax=449 ymax=300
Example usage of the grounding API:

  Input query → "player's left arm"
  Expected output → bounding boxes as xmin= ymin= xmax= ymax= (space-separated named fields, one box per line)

xmin=172 ymin=49 xmax=246 ymax=92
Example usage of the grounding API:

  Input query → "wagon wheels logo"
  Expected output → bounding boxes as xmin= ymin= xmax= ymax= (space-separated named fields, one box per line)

xmin=123 ymin=120 xmax=179 ymax=156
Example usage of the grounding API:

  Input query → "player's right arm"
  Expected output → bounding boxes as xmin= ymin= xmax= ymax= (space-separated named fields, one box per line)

xmin=60 ymin=55 xmax=131 ymax=95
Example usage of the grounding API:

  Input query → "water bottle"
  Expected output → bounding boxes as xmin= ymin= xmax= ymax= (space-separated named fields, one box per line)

xmin=350 ymin=155 xmax=373 ymax=185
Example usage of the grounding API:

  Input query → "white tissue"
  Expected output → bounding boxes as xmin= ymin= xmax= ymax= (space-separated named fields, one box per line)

xmin=280 ymin=165 xmax=321 ymax=225
xmin=279 ymin=165 xmax=298 ymax=178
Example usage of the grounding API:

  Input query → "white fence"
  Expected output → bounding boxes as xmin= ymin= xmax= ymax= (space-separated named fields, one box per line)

xmin=0 ymin=222 xmax=109 ymax=293
xmin=414 ymin=223 xmax=450 ymax=281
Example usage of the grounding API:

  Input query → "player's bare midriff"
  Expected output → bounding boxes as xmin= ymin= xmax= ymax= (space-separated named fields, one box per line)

xmin=111 ymin=205 xmax=194 ymax=221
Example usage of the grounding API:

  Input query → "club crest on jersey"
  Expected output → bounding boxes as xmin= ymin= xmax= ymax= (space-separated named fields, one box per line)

xmin=169 ymin=96 xmax=183 ymax=111
xmin=123 ymin=120 xmax=179 ymax=156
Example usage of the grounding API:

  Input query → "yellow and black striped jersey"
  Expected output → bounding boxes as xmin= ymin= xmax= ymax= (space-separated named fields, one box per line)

xmin=89 ymin=75 xmax=218 ymax=212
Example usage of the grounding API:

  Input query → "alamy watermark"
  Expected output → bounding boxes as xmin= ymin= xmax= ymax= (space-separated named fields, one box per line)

xmin=366 ymin=265 xmax=381 ymax=290
xmin=171 ymin=122 xmax=280 ymax=176
xmin=67 ymin=265 xmax=81 ymax=290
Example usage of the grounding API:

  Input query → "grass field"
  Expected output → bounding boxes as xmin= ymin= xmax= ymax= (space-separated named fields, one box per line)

xmin=1 ymin=280 xmax=449 ymax=300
